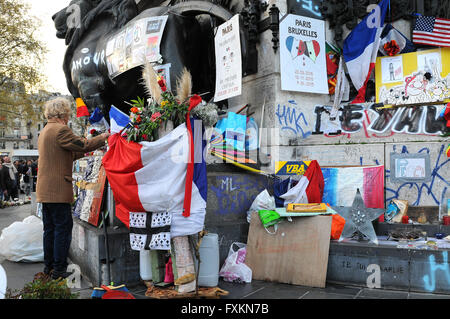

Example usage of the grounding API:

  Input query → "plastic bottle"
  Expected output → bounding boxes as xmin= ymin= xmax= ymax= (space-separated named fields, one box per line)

xmin=139 ymin=249 xmax=152 ymax=281
xmin=194 ymin=233 xmax=220 ymax=287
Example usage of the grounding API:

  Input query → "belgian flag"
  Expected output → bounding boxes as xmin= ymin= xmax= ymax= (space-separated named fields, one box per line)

xmin=76 ymin=98 xmax=90 ymax=117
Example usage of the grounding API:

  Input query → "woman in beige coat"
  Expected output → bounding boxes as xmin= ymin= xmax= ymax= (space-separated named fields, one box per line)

xmin=37 ymin=97 xmax=109 ymax=280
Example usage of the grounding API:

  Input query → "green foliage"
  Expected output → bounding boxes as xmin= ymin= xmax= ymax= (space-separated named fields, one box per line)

xmin=0 ymin=0 xmax=47 ymax=90
xmin=6 ymin=277 xmax=79 ymax=299
xmin=0 ymin=0 xmax=48 ymax=128
xmin=126 ymin=90 xmax=189 ymax=143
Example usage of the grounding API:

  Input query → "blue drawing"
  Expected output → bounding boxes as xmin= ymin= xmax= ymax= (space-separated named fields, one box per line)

xmin=386 ymin=145 xmax=450 ymax=205
xmin=275 ymin=101 xmax=312 ymax=138
xmin=210 ymin=176 xmax=268 ymax=216
xmin=423 ymin=251 xmax=450 ymax=292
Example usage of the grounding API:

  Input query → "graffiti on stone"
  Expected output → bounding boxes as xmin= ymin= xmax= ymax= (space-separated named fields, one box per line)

xmin=423 ymin=251 xmax=450 ymax=292
xmin=386 ymin=145 xmax=450 ymax=206
xmin=313 ymin=103 xmax=448 ymax=138
xmin=276 ymin=100 xmax=312 ymax=138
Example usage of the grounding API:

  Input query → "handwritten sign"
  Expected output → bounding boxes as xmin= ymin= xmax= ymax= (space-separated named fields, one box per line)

xmin=280 ymin=14 xmax=328 ymax=94
xmin=214 ymin=14 xmax=242 ymax=102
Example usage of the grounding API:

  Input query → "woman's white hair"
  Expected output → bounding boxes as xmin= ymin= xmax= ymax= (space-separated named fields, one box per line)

xmin=43 ymin=97 xmax=72 ymax=120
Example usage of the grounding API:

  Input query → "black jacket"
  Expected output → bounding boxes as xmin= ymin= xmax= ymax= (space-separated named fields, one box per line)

xmin=0 ymin=166 xmax=13 ymax=190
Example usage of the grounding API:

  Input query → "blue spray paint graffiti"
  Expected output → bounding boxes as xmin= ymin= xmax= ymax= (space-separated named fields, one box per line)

xmin=386 ymin=145 xmax=450 ymax=205
xmin=210 ymin=176 xmax=268 ymax=216
xmin=276 ymin=100 xmax=312 ymax=138
xmin=423 ymin=251 xmax=450 ymax=292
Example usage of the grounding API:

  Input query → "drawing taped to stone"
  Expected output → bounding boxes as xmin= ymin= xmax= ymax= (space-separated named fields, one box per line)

xmin=386 ymin=144 xmax=450 ymax=206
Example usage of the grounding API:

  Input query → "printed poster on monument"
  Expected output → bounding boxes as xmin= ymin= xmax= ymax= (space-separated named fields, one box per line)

xmin=280 ymin=14 xmax=328 ymax=94
xmin=106 ymin=15 xmax=168 ymax=79
xmin=214 ymin=14 xmax=242 ymax=102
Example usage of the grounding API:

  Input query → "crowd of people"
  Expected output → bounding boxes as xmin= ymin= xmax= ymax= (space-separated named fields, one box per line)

xmin=0 ymin=156 xmax=38 ymax=206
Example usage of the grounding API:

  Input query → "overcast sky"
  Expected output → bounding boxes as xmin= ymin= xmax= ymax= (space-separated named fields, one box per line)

xmin=24 ymin=0 xmax=71 ymax=95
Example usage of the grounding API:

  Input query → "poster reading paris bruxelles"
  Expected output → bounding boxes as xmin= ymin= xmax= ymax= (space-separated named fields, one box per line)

xmin=280 ymin=14 xmax=328 ymax=94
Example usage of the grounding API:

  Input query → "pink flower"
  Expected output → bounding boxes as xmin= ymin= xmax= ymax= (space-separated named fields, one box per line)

xmin=151 ymin=112 xmax=161 ymax=122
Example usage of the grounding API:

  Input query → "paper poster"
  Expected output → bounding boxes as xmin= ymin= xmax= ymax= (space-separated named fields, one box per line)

xmin=381 ymin=56 xmax=403 ymax=83
xmin=214 ymin=14 xmax=242 ymax=102
xmin=417 ymin=51 xmax=442 ymax=75
xmin=106 ymin=16 xmax=168 ymax=79
xmin=376 ymin=47 xmax=450 ymax=104
xmin=280 ymin=14 xmax=328 ymax=94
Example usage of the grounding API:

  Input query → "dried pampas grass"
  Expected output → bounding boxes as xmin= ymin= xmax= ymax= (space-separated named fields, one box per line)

xmin=141 ymin=60 xmax=162 ymax=103
xmin=176 ymin=67 xmax=192 ymax=103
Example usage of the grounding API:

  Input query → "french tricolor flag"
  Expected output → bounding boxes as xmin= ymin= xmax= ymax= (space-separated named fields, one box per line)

xmin=280 ymin=160 xmax=325 ymax=205
xmin=343 ymin=0 xmax=389 ymax=103
xmin=102 ymin=118 xmax=207 ymax=238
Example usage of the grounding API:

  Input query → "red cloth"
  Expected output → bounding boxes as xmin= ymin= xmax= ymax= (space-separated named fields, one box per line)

xmin=304 ymin=160 xmax=325 ymax=203
xmin=444 ymin=103 xmax=450 ymax=128
xmin=164 ymin=257 xmax=174 ymax=283
xmin=182 ymin=95 xmax=202 ymax=217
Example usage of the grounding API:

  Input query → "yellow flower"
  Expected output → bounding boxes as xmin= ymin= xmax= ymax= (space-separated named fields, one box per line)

xmin=161 ymin=100 xmax=168 ymax=108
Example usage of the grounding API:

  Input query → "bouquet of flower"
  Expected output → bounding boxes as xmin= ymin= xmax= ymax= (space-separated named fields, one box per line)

xmin=124 ymin=62 xmax=204 ymax=143
xmin=383 ymin=40 xmax=400 ymax=56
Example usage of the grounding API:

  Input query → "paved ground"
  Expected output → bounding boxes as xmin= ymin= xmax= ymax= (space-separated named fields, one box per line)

xmin=1 ymin=202 xmax=450 ymax=299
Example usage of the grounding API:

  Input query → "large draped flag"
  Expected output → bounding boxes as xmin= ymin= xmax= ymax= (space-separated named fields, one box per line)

xmin=343 ymin=0 xmax=389 ymax=103
xmin=102 ymin=118 xmax=207 ymax=238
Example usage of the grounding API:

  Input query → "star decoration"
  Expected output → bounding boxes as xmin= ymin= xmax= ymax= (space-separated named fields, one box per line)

xmin=335 ymin=189 xmax=385 ymax=245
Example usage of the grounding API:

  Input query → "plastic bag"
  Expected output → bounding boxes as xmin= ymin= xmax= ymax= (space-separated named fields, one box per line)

xmin=219 ymin=242 xmax=252 ymax=283
xmin=331 ymin=213 xmax=346 ymax=240
xmin=246 ymin=189 xmax=276 ymax=223
xmin=0 ymin=216 xmax=44 ymax=263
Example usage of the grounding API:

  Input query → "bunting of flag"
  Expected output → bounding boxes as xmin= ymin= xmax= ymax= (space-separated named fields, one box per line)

xmin=75 ymin=98 xmax=90 ymax=117
xmin=109 ymin=105 xmax=131 ymax=135
xmin=343 ymin=0 xmax=389 ymax=104
xmin=413 ymin=16 xmax=450 ymax=48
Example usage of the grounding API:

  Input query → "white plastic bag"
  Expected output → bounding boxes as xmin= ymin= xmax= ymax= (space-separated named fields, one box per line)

xmin=219 ymin=242 xmax=252 ymax=283
xmin=0 ymin=216 xmax=44 ymax=263
xmin=246 ymin=189 xmax=275 ymax=223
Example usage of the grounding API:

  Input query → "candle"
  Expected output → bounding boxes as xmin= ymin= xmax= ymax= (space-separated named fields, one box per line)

xmin=443 ymin=216 xmax=450 ymax=226
xmin=402 ymin=215 xmax=409 ymax=224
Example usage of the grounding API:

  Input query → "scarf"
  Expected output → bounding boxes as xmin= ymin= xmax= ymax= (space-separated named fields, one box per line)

xmin=3 ymin=163 xmax=17 ymax=181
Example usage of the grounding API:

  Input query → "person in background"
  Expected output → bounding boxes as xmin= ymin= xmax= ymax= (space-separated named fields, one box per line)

xmin=0 ymin=156 xmax=18 ymax=201
xmin=23 ymin=160 xmax=32 ymax=197
xmin=37 ymin=97 xmax=110 ymax=280
xmin=31 ymin=159 xmax=38 ymax=192
xmin=13 ymin=160 xmax=21 ymax=196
